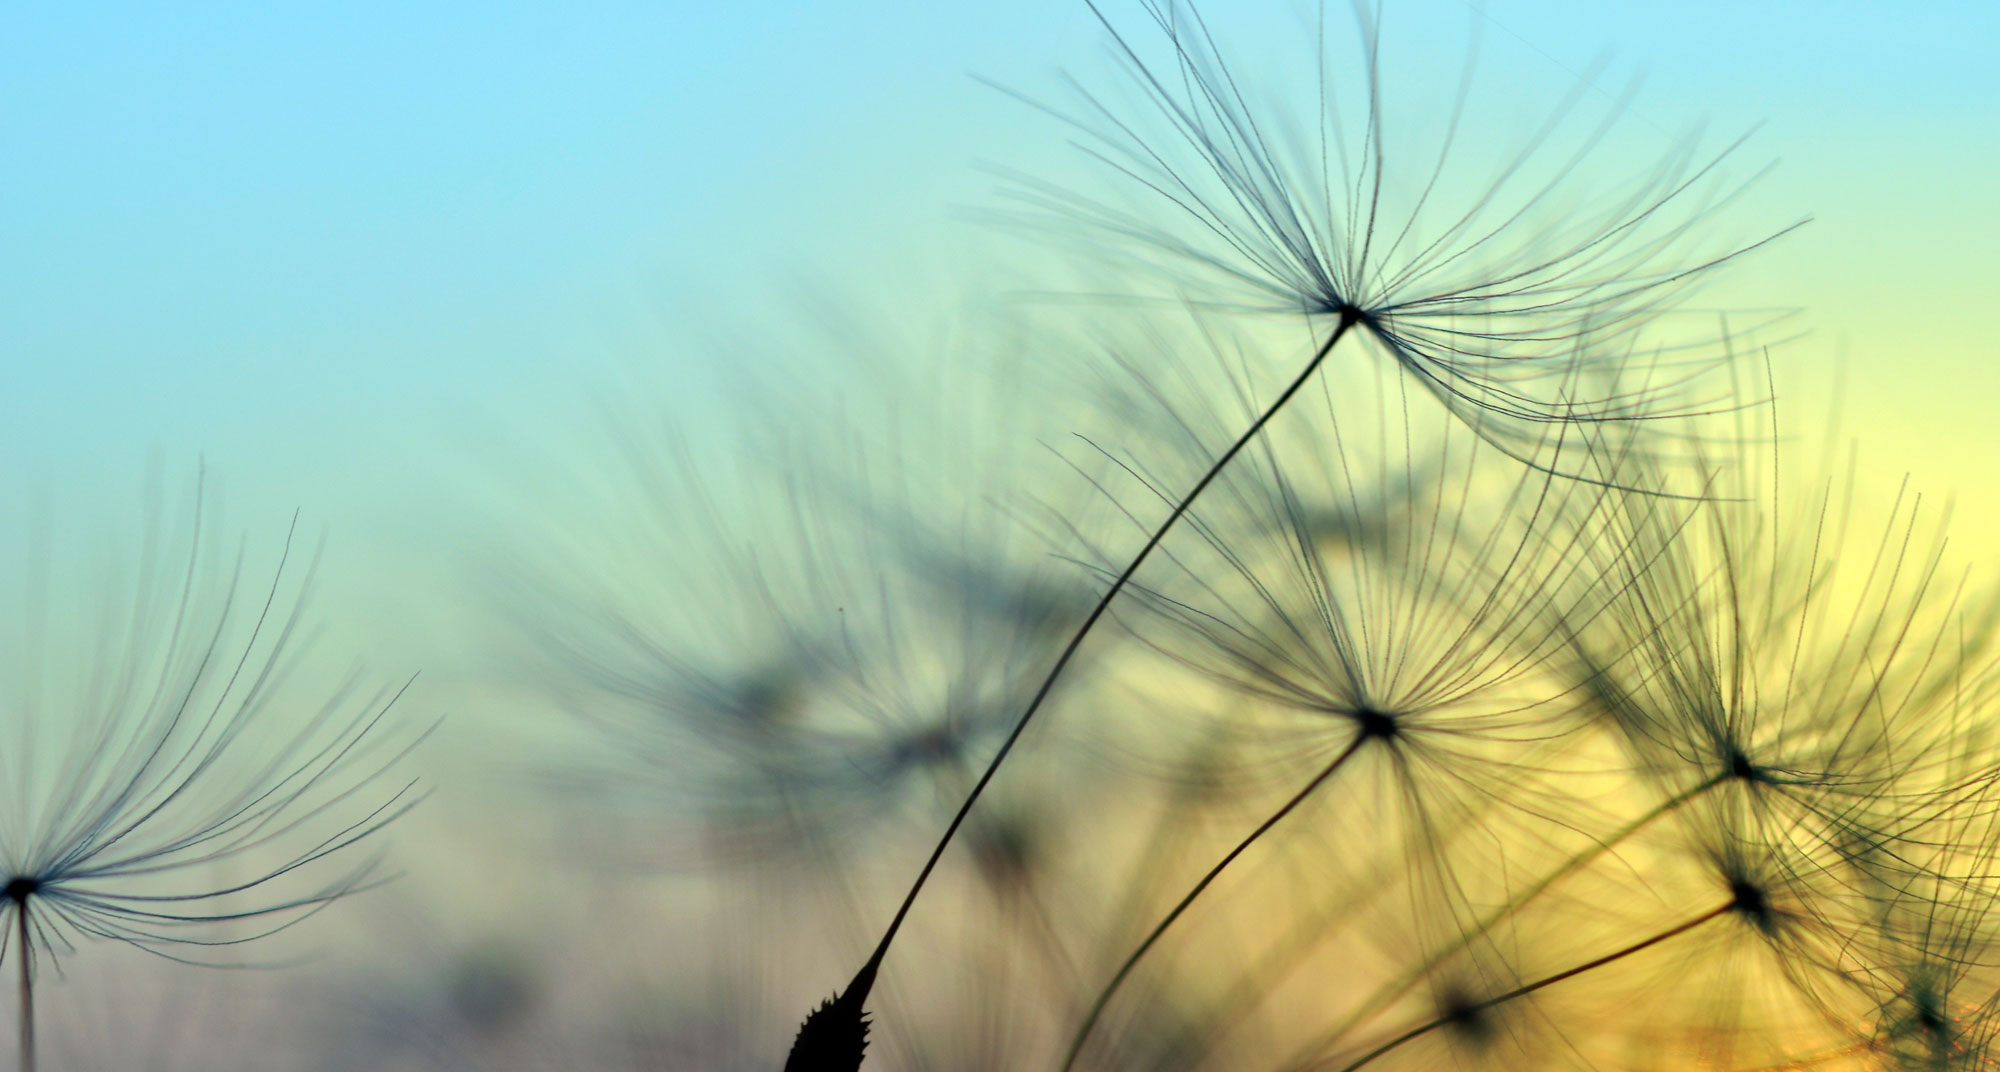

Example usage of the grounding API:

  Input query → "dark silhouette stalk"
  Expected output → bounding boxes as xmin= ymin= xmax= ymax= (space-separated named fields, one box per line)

xmin=873 ymin=311 xmax=1360 ymax=949
xmin=870 ymin=313 xmax=1360 ymax=961
xmin=788 ymin=311 xmax=1363 ymax=1064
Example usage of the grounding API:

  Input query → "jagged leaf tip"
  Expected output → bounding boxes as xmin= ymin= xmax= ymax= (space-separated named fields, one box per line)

xmin=782 ymin=985 xmax=871 ymax=1072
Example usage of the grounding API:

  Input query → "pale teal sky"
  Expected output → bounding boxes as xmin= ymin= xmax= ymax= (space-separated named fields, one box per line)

xmin=1 ymin=1 xmax=1997 ymax=1041
xmin=3 ymin=0 xmax=1997 ymax=668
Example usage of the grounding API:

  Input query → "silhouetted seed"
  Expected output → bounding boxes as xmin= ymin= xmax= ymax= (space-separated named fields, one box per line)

xmin=891 ymin=725 xmax=965 ymax=771
xmin=1726 ymin=749 xmax=1764 ymax=783
xmin=1436 ymin=990 xmax=1494 ymax=1048
xmin=783 ymin=960 xmax=877 ymax=1072
xmin=1728 ymin=879 xmax=1772 ymax=929
xmin=1353 ymin=706 xmax=1399 ymax=742
xmin=2 ymin=879 xmax=36 ymax=904
xmin=971 ymin=814 xmax=1038 ymax=889
xmin=447 ymin=947 xmax=536 ymax=1037
xmin=1917 ymin=1001 xmax=1948 ymax=1037
xmin=728 ymin=672 xmax=804 ymax=734
xmin=782 ymin=997 xmax=869 ymax=1072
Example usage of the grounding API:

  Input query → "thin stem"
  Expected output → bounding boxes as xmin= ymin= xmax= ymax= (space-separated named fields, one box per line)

xmin=1299 ymin=771 xmax=1730 ymax=1056
xmin=1061 ymin=731 xmax=1372 ymax=1072
xmin=15 ymin=905 xmax=31 ymax=1072
xmin=853 ymin=311 xmax=1364 ymax=992
xmin=1328 ymin=900 xmax=1735 ymax=1072
xmin=1201 ymin=770 xmax=1730 ymax=1069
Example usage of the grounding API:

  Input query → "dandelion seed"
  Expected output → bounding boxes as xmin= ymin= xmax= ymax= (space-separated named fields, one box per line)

xmin=1553 ymin=428 xmax=2000 ymax=906
xmin=992 ymin=0 xmax=1803 ymax=456
xmin=0 ymin=474 xmax=423 ymax=1072
xmin=1052 ymin=331 xmax=1658 ymax=1069
xmin=789 ymin=1 xmax=1804 ymax=1056
xmin=527 ymin=436 xmax=1092 ymax=874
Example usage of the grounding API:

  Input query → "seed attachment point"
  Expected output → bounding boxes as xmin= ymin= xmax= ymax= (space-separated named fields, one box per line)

xmin=1725 ymin=749 xmax=1765 ymax=783
xmin=1352 ymin=706 xmax=1399 ymax=742
xmin=1727 ymin=878 xmax=1772 ymax=929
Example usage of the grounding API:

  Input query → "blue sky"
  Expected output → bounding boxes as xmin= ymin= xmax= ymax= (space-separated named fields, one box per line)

xmin=3 ymin=0 xmax=1996 ymax=664
xmin=0 ymin=2 xmax=1997 ymax=1039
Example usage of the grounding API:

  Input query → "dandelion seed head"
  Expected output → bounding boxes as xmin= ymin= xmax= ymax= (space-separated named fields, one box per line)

xmin=0 ymin=471 xmax=421 ymax=974
xmin=1914 ymin=997 xmax=1949 ymax=1038
xmin=967 ymin=808 xmax=1045 ymax=892
xmin=522 ymin=311 xmax=1111 ymax=874
xmin=886 ymin=722 xmax=974 ymax=775
xmin=1728 ymin=877 xmax=1771 ymax=927
xmin=1725 ymin=747 xmax=1768 ymax=784
xmin=1435 ymin=989 xmax=1495 ymax=1047
xmin=1352 ymin=704 xmax=1399 ymax=742
xmin=994 ymin=0 xmax=1801 ymax=457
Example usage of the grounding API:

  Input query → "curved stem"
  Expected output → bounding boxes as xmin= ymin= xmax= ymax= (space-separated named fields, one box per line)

xmin=854 ymin=312 xmax=1363 ymax=992
xmin=1288 ymin=771 xmax=1729 ymax=1061
xmin=1061 ymin=732 xmax=1371 ymax=1072
xmin=1328 ymin=900 xmax=1734 ymax=1072
xmin=1185 ymin=768 xmax=1726 ymax=1069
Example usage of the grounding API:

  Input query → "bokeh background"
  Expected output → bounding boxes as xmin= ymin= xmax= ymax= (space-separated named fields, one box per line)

xmin=2 ymin=1 xmax=1996 ymax=1067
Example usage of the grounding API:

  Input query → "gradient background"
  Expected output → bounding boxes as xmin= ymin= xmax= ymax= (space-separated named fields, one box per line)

xmin=5 ymin=0 xmax=1996 ymax=619
xmin=2 ymin=0 xmax=1996 ymax=1063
